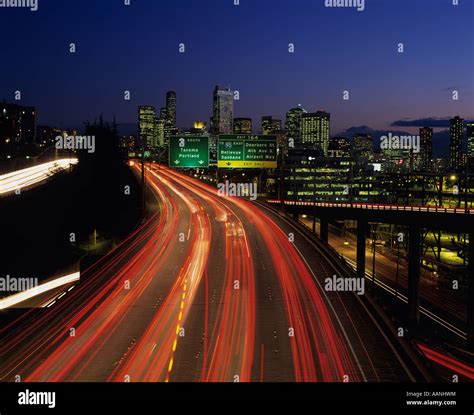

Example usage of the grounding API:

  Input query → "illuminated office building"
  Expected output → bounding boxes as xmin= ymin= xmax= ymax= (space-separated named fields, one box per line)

xmin=329 ymin=137 xmax=351 ymax=158
xmin=284 ymin=149 xmax=379 ymax=202
xmin=211 ymin=86 xmax=233 ymax=134
xmin=285 ymin=105 xmax=307 ymax=147
xmin=166 ymin=91 xmax=177 ymax=127
xmin=419 ymin=127 xmax=433 ymax=171
xmin=449 ymin=116 xmax=464 ymax=170
xmin=0 ymin=103 xmax=36 ymax=145
xmin=467 ymin=123 xmax=474 ymax=158
xmin=233 ymin=118 xmax=252 ymax=134
xmin=138 ymin=106 xmax=157 ymax=148
xmin=301 ymin=111 xmax=330 ymax=156
xmin=262 ymin=116 xmax=282 ymax=135
xmin=353 ymin=134 xmax=373 ymax=161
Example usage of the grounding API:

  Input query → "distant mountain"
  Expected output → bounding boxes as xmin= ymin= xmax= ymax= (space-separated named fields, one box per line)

xmin=391 ymin=117 xmax=474 ymax=128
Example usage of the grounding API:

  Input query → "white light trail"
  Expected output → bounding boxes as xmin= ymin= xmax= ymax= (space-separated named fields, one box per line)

xmin=0 ymin=158 xmax=78 ymax=195
xmin=0 ymin=272 xmax=80 ymax=310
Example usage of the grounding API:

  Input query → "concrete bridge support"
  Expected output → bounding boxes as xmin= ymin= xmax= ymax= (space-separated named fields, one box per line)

xmin=407 ymin=226 xmax=421 ymax=326
xmin=320 ymin=217 xmax=329 ymax=244
xmin=357 ymin=219 xmax=367 ymax=280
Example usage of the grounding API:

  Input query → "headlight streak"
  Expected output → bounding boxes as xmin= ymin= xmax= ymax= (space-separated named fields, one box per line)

xmin=0 ymin=159 xmax=78 ymax=195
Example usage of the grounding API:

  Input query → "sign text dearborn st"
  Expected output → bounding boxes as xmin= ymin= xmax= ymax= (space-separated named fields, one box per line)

xmin=218 ymin=135 xmax=277 ymax=169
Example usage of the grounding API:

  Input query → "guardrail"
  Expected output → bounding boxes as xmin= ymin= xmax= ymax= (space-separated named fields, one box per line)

xmin=267 ymin=199 xmax=472 ymax=214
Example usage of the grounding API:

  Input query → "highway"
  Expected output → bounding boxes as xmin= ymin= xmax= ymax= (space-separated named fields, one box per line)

xmin=0 ymin=164 xmax=425 ymax=382
xmin=299 ymin=218 xmax=467 ymax=339
xmin=0 ymin=158 xmax=78 ymax=195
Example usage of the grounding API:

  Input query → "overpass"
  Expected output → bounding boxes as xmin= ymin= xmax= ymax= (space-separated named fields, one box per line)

xmin=267 ymin=199 xmax=474 ymax=350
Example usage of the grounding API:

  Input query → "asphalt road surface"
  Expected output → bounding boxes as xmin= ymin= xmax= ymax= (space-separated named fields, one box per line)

xmin=0 ymin=165 xmax=421 ymax=382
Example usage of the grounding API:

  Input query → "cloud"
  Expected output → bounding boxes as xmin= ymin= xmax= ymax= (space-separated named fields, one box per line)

xmin=336 ymin=126 xmax=416 ymax=141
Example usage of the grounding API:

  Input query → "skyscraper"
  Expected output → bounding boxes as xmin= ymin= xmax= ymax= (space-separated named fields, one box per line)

xmin=166 ymin=91 xmax=177 ymax=128
xmin=285 ymin=105 xmax=307 ymax=147
xmin=159 ymin=107 xmax=168 ymax=120
xmin=449 ymin=116 xmax=464 ymax=170
xmin=138 ymin=106 xmax=157 ymax=148
xmin=467 ymin=123 xmax=474 ymax=159
xmin=419 ymin=127 xmax=433 ymax=171
xmin=261 ymin=116 xmax=282 ymax=135
xmin=353 ymin=134 xmax=373 ymax=161
xmin=157 ymin=104 xmax=178 ymax=148
xmin=154 ymin=107 xmax=168 ymax=147
xmin=0 ymin=103 xmax=36 ymax=145
xmin=274 ymin=130 xmax=289 ymax=155
xmin=233 ymin=118 xmax=252 ymax=134
xmin=328 ymin=137 xmax=351 ymax=158
xmin=211 ymin=86 xmax=233 ymax=135
xmin=156 ymin=116 xmax=165 ymax=147
xmin=301 ymin=111 xmax=330 ymax=156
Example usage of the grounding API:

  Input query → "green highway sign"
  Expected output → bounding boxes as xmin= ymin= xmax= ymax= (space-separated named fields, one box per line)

xmin=218 ymin=135 xmax=277 ymax=168
xmin=169 ymin=135 xmax=209 ymax=168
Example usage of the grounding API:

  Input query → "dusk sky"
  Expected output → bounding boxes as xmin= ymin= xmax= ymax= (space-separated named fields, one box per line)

xmin=0 ymin=0 xmax=472 ymax=136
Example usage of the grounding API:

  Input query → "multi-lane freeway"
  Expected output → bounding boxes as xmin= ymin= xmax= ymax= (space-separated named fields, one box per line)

xmin=0 ymin=164 xmax=428 ymax=382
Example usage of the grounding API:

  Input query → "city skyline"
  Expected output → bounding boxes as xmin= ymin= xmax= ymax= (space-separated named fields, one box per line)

xmin=2 ymin=0 xmax=474 ymax=404
xmin=3 ymin=90 xmax=473 ymax=158
xmin=0 ymin=0 xmax=472 ymax=136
